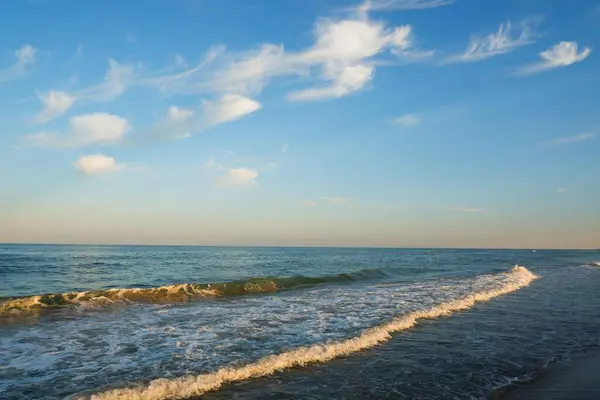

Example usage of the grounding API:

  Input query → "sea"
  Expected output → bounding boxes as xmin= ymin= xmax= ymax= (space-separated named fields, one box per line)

xmin=1 ymin=244 xmax=599 ymax=400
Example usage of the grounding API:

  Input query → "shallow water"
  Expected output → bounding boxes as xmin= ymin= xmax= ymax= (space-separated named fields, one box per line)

xmin=0 ymin=245 xmax=598 ymax=399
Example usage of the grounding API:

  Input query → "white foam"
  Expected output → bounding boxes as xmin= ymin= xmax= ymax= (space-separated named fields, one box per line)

xmin=586 ymin=261 xmax=600 ymax=267
xmin=76 ymin=266 xmax=539 ymax=400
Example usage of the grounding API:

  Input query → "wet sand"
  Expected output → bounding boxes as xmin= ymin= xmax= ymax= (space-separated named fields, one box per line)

xmin=498 ymin=352 xmax=600 ymax=400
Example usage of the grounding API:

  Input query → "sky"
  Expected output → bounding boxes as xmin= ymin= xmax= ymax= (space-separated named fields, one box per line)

xmin=0 ymin=0 xmax=599 ymax=249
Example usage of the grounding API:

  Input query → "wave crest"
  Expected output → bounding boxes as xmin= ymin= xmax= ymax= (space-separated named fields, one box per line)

xmin=585 ymin=261 xmax=600 ymax=267
xmin=0 ymin=269 xmax=386 ymax=315
xmin=72 ymin=265 xmax=539 ymax=400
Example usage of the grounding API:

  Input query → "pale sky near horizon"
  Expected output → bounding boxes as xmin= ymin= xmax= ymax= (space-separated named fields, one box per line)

xmin=1 ymin=0 xmax=599 ymax=249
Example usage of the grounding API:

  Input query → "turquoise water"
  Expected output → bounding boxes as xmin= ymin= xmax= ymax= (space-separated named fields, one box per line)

xmin=0 ymin=245 xmax=599 ymax=399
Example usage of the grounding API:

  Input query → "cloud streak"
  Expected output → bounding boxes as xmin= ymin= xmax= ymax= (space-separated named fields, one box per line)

xmin=354 ymin=0 xmax=453 ymax=17
xmin=515 ymin=41 xmax=592 ymax=75
xmin=543 ymin=132 xmax=595 ymax=146
xmin=446 ymin=20 xmax=535 ymax=63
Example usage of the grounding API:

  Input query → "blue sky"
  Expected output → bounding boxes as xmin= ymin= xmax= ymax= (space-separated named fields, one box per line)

xmin=1 ymin=0 xmax=599 ymax=248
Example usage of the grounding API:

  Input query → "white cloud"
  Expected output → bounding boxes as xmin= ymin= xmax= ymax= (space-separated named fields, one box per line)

xmin=26 ymin=113 xmax=130 ymax=148
xmin=393 ymin=113 xmax=422 ymax=126
xmin=286 ymin=20 xmax=416 ymax=101
xmin=445 ymin=207 xmax=484 ymax=213
xmin=0 ymin=44 xmax=37 ymax=83
xmin=355 ymin=0 xmax=453 ymax=16
xmin=516 ymin=41 xmax=592 ymax=75
xmin=73 ymin=154 xmax=124 ymax=175
xmin=203 ymin=94 xmax=261 ymax=125
xmin=167 ymin=106 xmax=194 ymax=121
xmin=70 ymin=113 xmax=130 ymax=145
xmin=321 ymin=196 xmax=350 ymax=204
xmin=33 ymin=91 xmax=76 ymax=123
xmin=219 ymin=167 xmax=259 ymax=187
xmin=287 ymin=64 xmax=374 ymax=101
xmin=204 ymin=18 xmax=424 ymax=102
xmin=446 ymin=21 xmax=535 ymax=63
xmin=543 ymin=132 xmax=595 ymax=146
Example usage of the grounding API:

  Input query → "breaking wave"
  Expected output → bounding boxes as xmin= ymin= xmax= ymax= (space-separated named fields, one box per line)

xmin=585 ymin=261 xmax=600 ymax=267
xmin=72 ymin=265 xmax=539 ymax=400
xmin=0 ymin=268 xmax=388 ymax=315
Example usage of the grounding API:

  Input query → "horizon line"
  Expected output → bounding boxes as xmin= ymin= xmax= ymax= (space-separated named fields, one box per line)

xmin=1 ymin=242 xmax=597 ymax=251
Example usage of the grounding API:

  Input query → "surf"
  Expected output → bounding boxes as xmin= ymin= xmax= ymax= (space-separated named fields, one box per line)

xmin=71 ymin=265 xmax=539 ymax=400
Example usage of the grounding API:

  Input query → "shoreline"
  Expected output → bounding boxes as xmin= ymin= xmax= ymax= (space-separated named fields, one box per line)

xmin=494 ymin=350 xmax=600 ymax=400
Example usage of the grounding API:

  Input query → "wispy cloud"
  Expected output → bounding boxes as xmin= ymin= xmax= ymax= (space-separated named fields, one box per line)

xmin=26 ymin=113 xmax=130 ymax=148
xmin=31 ymin=8 xmax=431 ymax=123
xmin=302 ymin=200 xmax=318 ymax=207
xmin=393 ymin=113 xmax=422 ymax=127
xmin=33 ymin=91 xmax=77 ymax=124
xmin=446 ymin=20 xmax=536 ymax=63
xmin=557 ymin=188 xmax=566 ymax=194
xmin=73 ymin=153 xmax=125 ymax=175
xmin=202 ymin=94 xmax=261 ymax=126
xmin=33 ymin=59 xmax=134 ymax=122
xmin=0 ymin=44 xmax=36 ymax=83
xmin=515 ymin=41 xmax=592 ymax=75
xmin=145 ymin=106 xmax=197 ymax=140
xmin=202 ymin=158 xmax=225 ymax=171
xmin=543 ymin=132 xmax=595 ymax=146
xmin=173 ymin=53 xmax=187 ymax=68
xmin=445 ymin=207 xmax=484 ymax=213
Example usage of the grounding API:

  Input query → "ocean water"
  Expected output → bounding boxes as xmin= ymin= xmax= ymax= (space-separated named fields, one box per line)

xmin=0 ymin=245 xmax=599 ymax=400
